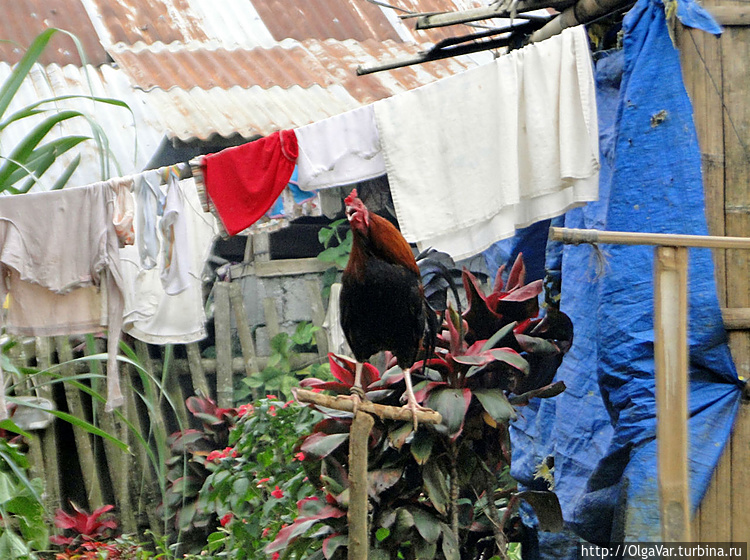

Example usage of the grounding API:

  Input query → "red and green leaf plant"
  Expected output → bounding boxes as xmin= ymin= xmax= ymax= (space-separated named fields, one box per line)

xmin=160 ymin=395 xmax=239 ymax=553
xmin=194 ymin=396 xmax=325 ymax=560
xmin=267 ymin=254 xmax=571 ymax=560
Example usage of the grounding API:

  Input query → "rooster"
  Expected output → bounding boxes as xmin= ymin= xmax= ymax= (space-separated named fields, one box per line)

xmin=340 ymin=189 xmax=438 ymax=427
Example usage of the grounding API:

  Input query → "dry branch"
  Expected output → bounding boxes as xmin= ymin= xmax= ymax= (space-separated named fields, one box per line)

xmin=294 ymin=388 xmax=443 ymax=425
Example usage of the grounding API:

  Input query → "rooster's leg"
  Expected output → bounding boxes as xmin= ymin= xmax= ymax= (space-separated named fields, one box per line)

xmin=403 ymin=369 xmax=431 ymax=431
xmin=348 ymin=362 xmax=366 ymax=415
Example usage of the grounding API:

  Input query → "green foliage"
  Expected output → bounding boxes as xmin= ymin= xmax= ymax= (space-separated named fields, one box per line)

xmin=195 ymin=397 xmax=323 ymax=559
xmin=263 ymin=255 xmax=570 ymax=560
xmin=0 ymin=28 xmax=136 ymax=193
xmin=316 ymin=219 xmax=352 ymax=298
xmin=0 ymin=439 xmax=47 ymax=560
xmin=236 ymin=322 xmax=324 ymax=401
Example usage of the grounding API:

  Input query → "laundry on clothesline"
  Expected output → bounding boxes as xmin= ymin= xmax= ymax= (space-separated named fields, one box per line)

xmin=120 ymin=176 xmax=218 ymax=345
xmin=197 ymin=130 xmax=299 ymax=237
xmin=0 ymin=182 xmax=127 ymax=414
xmin=374 ymin=25 xmax=600 ymax=260
xmin=294 ymin=104 xmax=385 ymax=191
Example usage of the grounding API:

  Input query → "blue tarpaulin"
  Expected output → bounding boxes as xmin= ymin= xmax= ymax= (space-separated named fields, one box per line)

xmin=505 ymin=0 xmax=742 ymax=548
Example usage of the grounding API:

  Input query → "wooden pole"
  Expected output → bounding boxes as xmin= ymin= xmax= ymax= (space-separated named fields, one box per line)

xmin=214 ymin=282 xmax=233 ymax=409
xmin=654 ymin=246 xmax=691 ymax=541
xmin=294 ymin=388 xmax=442 ymax=425
xmin=348 ymin=411 xmax=375 ymax=560
xmin=550 ymin=226 xmax=750 ymax=249
xmin=294 ymin=388 xmax=442 ymax=559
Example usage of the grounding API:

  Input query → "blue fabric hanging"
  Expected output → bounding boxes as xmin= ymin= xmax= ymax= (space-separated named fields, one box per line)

xmin=509 ymin=0 xmax=741 ymax=549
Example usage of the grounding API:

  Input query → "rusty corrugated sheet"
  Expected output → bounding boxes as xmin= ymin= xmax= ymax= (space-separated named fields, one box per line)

xmin=0 ymin=0 xmax=495 ymax=144
xmin=0 ymin=0 xmax=109 ymax=65
xmin=109 ymin=39 xmax=475 ymax=100
xmin=108 ymin=37 xmax=483 ymax=140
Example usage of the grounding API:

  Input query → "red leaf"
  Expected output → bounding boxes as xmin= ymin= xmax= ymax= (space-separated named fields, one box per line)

xmin=266 ymin=506 xmax=346 ymax=553
xmin=328 ymin=354 xmax=355 ymax=385
xmin=505 ymin=253 xmax=527 ymax=291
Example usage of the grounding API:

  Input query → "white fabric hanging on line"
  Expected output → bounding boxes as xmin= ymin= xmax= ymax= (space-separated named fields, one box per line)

xmin=294 ymin=104 xmax=386 ymax=191
xmin=0 ymin=182 xmax=128 ymax=412
xmin=374 ymin=26 xmax=600 ymax=260
xmin=120 ymin=176 xmax=218 ymax=345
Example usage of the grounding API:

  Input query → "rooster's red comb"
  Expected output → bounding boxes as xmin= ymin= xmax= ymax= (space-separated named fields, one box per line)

xmin=344 ymin=189 xmax=359 ymax=206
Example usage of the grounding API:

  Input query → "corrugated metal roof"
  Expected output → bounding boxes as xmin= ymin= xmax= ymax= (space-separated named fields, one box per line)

xmin=108 ymin=37 xmax=484 ymax=140
xmin=0 ymin=0 xmax=109 ymax=65
xmin=0 ymin=62 xmax=163 ymax=189
xmin=0 ymin=0 xmax=498 ymax=148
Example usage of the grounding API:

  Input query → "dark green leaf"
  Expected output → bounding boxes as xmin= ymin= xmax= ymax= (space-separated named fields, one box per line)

xmin=473 ymin=389 xmax=517 ymax=423
xmin=410 ymin=429 xmax=434 ymax=466
xmin=440 ymin=523 xmax=460 ymax=560
xmin=516 ymin=490 xmax=564 ymax=532
xmin=409 ymin=507 xmax=441 ymax=543
xmin=368 ymin=468 xmax=402 ymax=498
xmin=301 ymin=433 xmax=349 ymax=459
xmin=422 ymin=461 xmax=449 ymax=515
xmin=425 ymin=388 xmax=471 ymax=437
xmin=388 ymin=421 xmax=413 ymax=450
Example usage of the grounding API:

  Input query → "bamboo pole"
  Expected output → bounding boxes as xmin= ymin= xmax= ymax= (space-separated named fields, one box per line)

xmin=549 ymin=227 xmax=750 ymax=249
xmin=294 ymin=388 xmax=442 ymax=560
xmin=55 ymin=337 xmax=103 ymax=506
xmin=654 ymin=246 xmax=691 ymax=542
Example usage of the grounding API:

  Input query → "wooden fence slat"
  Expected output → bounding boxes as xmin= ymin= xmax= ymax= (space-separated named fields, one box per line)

xmin=229 ymin=280 xmax=260 ymax=380
xmin=33 ymin=337 xmax=60 ymax=513
xmin=186 ymin=342 xmax=210 ymax=399
xmin=263 ymin=297 xmax=281 ymax=340
xmin=55 ymin=337 xmax=103 ymax=507
xmin=306 ymin=279 xmax=329 ymax=359
xmin=214 ymin=282 xmax=233 ymax=409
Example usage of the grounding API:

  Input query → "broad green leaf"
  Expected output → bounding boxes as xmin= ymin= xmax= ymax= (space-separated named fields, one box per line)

xmin=422 ymin=461 xmax=449 ymax=515
xmin=322 ymin=533 xmax=346 ymax=560
xmin=425 ymin=387 xmax=471 ymax=437
xmin=486 ymin=348 xmax=529 ymax=374
xmin=481 ymin=321 xmax=518 ymax=350
xmin=394 ymin=507 xmax=415 ymax=538
xmin=375 ymin=527 xmax=390 ymax=541
xmin=473 ymin=389 xmax=517 ymax=423
xmin=410 ymin=428 xmax=434 ymax=466
xmin=414 ymin=539 xmax=438 ymax=560
xmin=0 ymin=420 xmax=32 ymax=439
xmin=516 ymin=490 xmax=564 ymax=532
xmin=301 ymin=432 xmax=349 ymax=459
xmin=440 ymin=522 xmax=460 ymax=560
xmin=368 ymin=468 xmax=402 ymax=498
xmin=0 ymin=471 xmax=16 ymax=504
xmin=0 ymin=28 xmax=58 ymax=118
xmin=0 ymin=450 xmax=41 ymax=505
xmin=409 ymin=507 xmax=441 ymax=543
xmin=387 ymin=421 xmax=413 ymax=450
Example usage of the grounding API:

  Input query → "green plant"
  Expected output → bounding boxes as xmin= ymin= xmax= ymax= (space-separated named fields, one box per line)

xmin=316 ymin=219 xmax=352 ymax=298
xmin=161 ymin=396 xmax=238 ymax=553
xmin=266 ymin=255 xmax=569 ymax=560
xmin=0 ymin=28 xmax=135 ymax=192
xmin=0 ymin=435 xmax=47 ymax=559
xmin=196 ymin=396 xmax=323 ymax=560
xmin=50 ymin=503 xmax=158 ymax=559
xmin=236 ymin=322 xmax=324 ymax=401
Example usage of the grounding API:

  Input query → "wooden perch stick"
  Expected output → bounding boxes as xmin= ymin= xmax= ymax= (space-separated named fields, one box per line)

xmin=294 ymin=388 xmax=443 ymax=425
